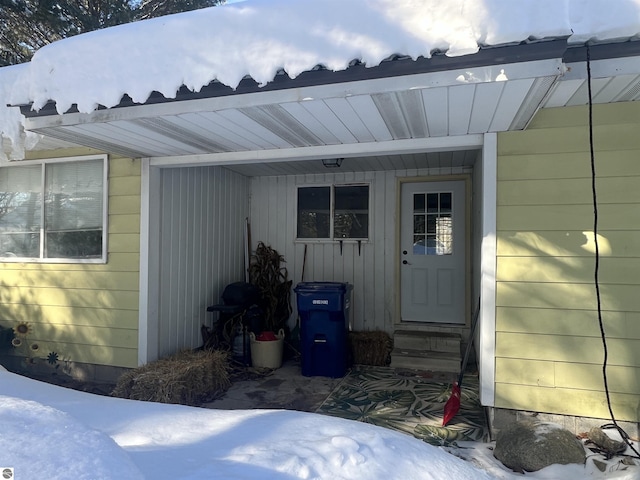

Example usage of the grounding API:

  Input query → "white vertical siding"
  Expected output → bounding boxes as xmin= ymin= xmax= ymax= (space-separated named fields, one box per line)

xmin=157 ymin=166 xmax=249 ymax=357
xmin=249 ymin=167 xmax=471 ymax=333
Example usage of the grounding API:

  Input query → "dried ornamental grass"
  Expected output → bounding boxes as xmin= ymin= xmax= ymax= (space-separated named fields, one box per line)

xmin=349 ymin=330 xmax=393 ymax=366
xmin=112 ymin=349 xmax=231 ymax=406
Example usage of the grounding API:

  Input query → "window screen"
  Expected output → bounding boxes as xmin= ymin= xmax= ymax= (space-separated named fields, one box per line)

xmin=0 ymin=165 xmax=41 ymax=258
xmin=0 ymin=157 xmax=106 ymax=262
xmin=45 ymin=160 xmax=104 ymax=258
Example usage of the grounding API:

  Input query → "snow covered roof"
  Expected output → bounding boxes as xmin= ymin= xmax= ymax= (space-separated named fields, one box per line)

xmin=2 ymin=0 xmax=640 ymax=161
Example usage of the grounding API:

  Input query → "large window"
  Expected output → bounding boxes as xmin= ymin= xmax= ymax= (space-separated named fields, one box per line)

xmin=297 ymin=184 xmax=369 ymax=240
xmin=0 ymin=156 xmax=107 ymax=262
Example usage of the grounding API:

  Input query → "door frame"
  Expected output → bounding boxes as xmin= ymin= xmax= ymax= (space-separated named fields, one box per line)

xmin=395 ymin=174 xmax=472 ymax=328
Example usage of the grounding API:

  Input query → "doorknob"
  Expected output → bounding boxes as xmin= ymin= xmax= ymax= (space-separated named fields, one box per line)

xmin=402 ymin=250 xmax=407 ymax=255
xmin=402 ymin=260 xmax=409 ymax=265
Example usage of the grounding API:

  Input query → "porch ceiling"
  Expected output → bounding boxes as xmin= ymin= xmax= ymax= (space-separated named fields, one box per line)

xmin=21 ymin=58 xmax=562 ymax=171
xmin=19 ymin=46 xmax=640 ymax=175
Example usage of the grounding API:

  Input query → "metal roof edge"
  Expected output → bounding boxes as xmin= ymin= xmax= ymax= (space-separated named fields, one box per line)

xmin=563 ymin=39 xmax=640 ymax=63
xmin=20 ymin=39 xmax=570 ymax=119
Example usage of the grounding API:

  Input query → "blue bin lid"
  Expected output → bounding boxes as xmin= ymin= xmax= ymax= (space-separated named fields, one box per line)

xmin=294 ymin=281 xmax=351 ymax=292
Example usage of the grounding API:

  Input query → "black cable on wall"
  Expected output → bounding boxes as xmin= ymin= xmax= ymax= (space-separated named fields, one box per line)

xmin=586 ymin=44 xmax=639 ymax=459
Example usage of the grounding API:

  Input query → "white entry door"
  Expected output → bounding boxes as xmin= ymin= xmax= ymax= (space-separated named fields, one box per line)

xmin=400 ymin=180 xmax=466 ymax=324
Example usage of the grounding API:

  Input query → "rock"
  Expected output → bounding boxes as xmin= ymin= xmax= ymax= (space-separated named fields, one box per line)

xmin=593 ymin=459 xmax=607 ymax=472
xmin=493 ymin=420 xmax=586 ymax=472
xmin=587 ymin=427 xmax=627 ymax=457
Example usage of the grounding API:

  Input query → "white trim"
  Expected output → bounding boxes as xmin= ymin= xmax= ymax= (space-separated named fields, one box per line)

xmin=1 ymin=153 xmax=107 ymax=166
xmin=150 ymin=135 xmax=484 ymax=168
xmin=562 ymin=55 xmax=640 ymax=81
xmin=138 ymin=158 xmax=150 ymax=366
xmin=23 ymin=59 xmax=564 ymax=131
xmin=102 ymin=157 xmax=109 ymax=261
xmin=138 ymin=159 xmax=161 ymax=365
xmin=480 ymin=132 xmax=497 ymax=407
xmin=39 ymin=163 xmax=45 ymax=259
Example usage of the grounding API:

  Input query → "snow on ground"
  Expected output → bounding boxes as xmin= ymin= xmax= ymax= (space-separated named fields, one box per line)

xmin=2 ymin=0 xmax=640 ymax=160
xmin=0 ymin=367 xmax=638 ymax=479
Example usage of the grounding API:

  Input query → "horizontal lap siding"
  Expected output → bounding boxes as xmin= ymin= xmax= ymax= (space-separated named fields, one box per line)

xmin=0 ymin=155 xmax=140 ymax=368
xmin=495 ymin=102 xmax=640 ymax=421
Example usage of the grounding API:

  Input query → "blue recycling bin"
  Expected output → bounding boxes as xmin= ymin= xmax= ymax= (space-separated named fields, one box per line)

xmin=294 ymin=282 xmax=352 ymax=378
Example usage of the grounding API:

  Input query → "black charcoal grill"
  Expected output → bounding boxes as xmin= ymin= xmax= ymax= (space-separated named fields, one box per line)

xmin=204 ymin=282 xmax=261 ymax=363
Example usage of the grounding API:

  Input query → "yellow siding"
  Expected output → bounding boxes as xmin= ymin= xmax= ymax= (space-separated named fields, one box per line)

xmin=0 ymin=154 xmax=141 ymax=369
xmin=496 ymin=332 xmax=640 ymax=367
xmin=495 ymin=383 xmax=638 ymax=421
xmin=497 ymin=307 xmax=640 ymax=339
xmin=496 ymin=102 xmax=640 ymax=422
xmin=496 ymin=358 xmax=640 ymax=395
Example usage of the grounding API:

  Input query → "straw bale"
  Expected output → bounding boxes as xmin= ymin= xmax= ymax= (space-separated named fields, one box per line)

xmin=112 ymin=349 xmax=231 ymax=406
xmin=349 ymin=330 xmax=392 ymax=366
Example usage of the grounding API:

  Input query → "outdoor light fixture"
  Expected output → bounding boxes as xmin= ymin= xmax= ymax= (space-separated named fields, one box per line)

xmin=322 ymin=158 xmax=343 ymax=168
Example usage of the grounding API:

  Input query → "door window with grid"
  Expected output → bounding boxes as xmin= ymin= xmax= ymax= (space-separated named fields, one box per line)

xmin=412 ymin=191 xmax=452 ymax=255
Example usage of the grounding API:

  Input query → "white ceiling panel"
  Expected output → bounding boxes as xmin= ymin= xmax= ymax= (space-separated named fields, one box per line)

xmin=345 ymin=95 xmax=393 ymax=142
xmin=132 ymin=117 xmax=229 ymax=153
xmin=121 ymin=119 xmax=206 ymax=155
xmin=172 ymin=113 xmax=246 ymax=151
xmin=448 ymin=84 xmax=476 ymax=136
xmin=591 ymin=75 xmax=638 ymax=103
xmin=543 ymin=79 xmax=583 ymax=108
xmin=191 ymin=111 xmax=262 ymax=150
xmin=217 ymin=109 xmax=292 ymax=149
xmin=422 ymin=87 xmax=448 ymax=137
xmin=610 ymin=75 xmax=640 ymax=102
xmin=489 ymin=79 xmax=535 ymax=131
xmin=510 ymin=76 xmax=557 ymax=130
xmin=468 ymin=82 xmax=505 ymax=133
xmin=44 ymin=124 xmax=158 ymax=157
xmin=299 ymin=100 xmax=358 ymax=144
xmin=72 ymin=122 xmax=174 ymax=156
xmin=240 ymin=104 xmax=320 ymax=147
xmin=50 ymin=123 xmax=146 ymax=155
xmin=370 ymin=92 xmax=412 ymax=140
xmin=279 ymin=101 xmax=341 ymax=145
xmin=565 ymin=77 xmax=610 ymax=106
xmin=324 ymin=97 xmax=376 ymax=143
xmin=396 ymin=90 xmax=429 ymax=139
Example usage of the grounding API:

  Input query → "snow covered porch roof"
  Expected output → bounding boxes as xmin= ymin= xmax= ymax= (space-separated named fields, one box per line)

xmin=6 ymin=0 xmax=640 ymax=173
xmin=19 ymin=40 xmax=566 ymax=172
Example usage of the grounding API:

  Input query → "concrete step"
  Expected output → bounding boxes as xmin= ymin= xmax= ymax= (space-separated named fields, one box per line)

xmin=390 ymin=348 xmax=461 ymax=373
xmin=393 ymin=330 xmax=461 ymax=354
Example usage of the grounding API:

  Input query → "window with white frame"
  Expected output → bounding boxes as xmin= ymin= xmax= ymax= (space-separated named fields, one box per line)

xmin=297 ymin=184 xmax=369 ymax=240
xmin=0 ymin=156 xmax=107 ymax=262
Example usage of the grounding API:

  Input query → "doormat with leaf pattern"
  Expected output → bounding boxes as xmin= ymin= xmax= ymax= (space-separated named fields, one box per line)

xmin=316 ymin=365 xmax=489 ymax=446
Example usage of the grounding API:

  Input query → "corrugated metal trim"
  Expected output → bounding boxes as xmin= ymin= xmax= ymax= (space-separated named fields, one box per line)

xmin=19 ymin=39 xmax=570 ymax=117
